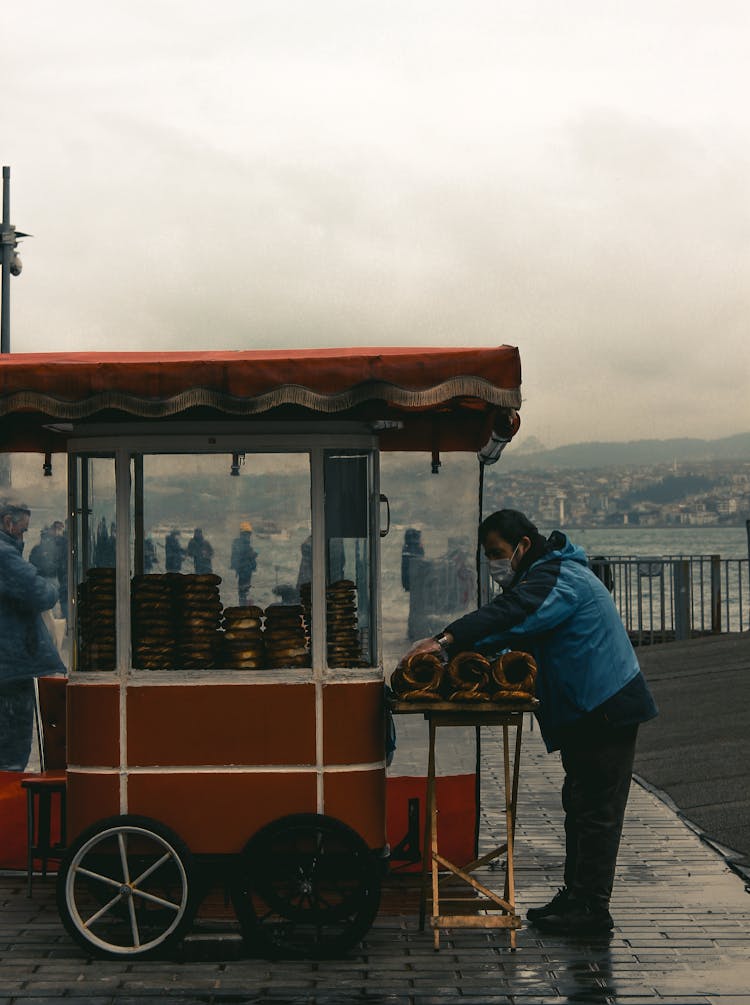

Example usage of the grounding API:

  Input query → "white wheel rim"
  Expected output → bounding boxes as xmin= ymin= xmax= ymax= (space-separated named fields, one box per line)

xmin=64 ymin=824 xmax=189 ymax=955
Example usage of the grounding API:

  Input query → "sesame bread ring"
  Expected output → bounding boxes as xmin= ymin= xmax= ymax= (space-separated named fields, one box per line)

xmin=444 ymin=651 xmax=493 ymax=702
xmin=390 ymin=651 xmax=445 ymax=701
xmin=224 ymin=605 xmax=264 ymax=620
xmin=491 ymin=650 xmax=537 ymax=698
xmin=223 ymin=627 xmax=263 ymax=640
xmin=265 ymin=603 xmax=304 ymax=616
xmin=224 ymin=618 xmax=262 ymax=631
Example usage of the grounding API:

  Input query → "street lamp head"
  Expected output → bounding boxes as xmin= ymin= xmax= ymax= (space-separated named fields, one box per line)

xmin=9 ymin=252 xmax=21 ymax=277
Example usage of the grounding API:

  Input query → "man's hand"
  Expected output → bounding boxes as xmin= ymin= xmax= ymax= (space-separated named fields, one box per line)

xmin=402 ymin=633 xmax=453 ymax=661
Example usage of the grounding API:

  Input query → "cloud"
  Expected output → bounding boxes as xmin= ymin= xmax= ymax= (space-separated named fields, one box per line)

xmin=4 ymin=2 xmax=750 ymax=445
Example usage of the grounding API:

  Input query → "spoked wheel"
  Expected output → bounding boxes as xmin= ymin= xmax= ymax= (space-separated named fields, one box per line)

xmin=56 ymin=815 xmax=196 ymax=958
xmin=231 ymin=813 xmax=381 ymax=959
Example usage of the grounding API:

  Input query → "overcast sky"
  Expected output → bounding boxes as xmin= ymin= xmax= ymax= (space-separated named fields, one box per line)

xmin=4 ymin=1 xmax=749 ymax=448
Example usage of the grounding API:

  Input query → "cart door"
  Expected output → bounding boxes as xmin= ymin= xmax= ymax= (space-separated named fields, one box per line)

xmin=321 ymin=448 xmax=380 ymax=671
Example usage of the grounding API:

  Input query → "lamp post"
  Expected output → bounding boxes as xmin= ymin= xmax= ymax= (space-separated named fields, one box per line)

xmin=1 ymin=165 xmax=30 ymax=354
xmin=1 ymin=165 xmax=29 ymax=486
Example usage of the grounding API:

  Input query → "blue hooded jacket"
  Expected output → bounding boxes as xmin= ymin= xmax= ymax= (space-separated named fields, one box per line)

xmin=445 ymin=531 xmax=657 ymax=751
xmin=0 ymin=529 xmax=66 ymax=684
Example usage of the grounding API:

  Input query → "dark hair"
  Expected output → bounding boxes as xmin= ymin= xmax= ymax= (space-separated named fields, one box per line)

xmin=0 ymin=497 xmax=31 ymax=523
xmin=479 ymin=509 xmax=539 ymax=547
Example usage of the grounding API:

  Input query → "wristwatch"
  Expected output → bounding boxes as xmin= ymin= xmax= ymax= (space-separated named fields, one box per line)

xmin=433 ymin=633 xmax=451 ymax=649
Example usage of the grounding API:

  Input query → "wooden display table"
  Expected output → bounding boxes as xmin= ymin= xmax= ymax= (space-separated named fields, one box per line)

xmin=391 ymin=699 xmax=537 ymax=949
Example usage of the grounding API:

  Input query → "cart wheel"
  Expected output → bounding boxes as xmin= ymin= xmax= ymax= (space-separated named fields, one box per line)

xmin=56 ymin=815 xmax=196 ymax=959
xmin=231 ymin=813 xmax=381 ymax=960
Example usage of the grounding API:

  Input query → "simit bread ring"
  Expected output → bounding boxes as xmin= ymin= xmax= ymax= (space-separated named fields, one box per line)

xmin=390 ymin=651 xmax=445 ymax=701
xmin=444 ymin=651 xmax=493 ymax=702
xmin=491 ymin=650 xmax=537 ymax=699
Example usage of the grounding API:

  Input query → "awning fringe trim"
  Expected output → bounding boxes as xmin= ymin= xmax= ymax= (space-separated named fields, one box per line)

xmin=0 ymin=378 xmax=522 ymax=419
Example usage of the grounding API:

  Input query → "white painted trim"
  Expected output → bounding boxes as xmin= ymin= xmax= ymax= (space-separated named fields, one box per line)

xmin=67 ymin=761 xmax=386 ymax=774
xmin=115 ymin=448 xmax=130 ymax=814
xmin=68 ymin=668 xmax=384 ymax=684
xmin=68 ymin=431 xmax=378 ymax=454
xmin=315 ymin=680 xmax=324 ymax=813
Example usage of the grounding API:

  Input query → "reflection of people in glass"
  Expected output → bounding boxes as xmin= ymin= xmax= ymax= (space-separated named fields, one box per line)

xmin=93 ymin=517 xmax=116 ymax=567
xmin=328 ymin=538 xmax=345 ymax=582
xmin=401 ymin=527 xmax=424 ymax=591
xmin=187 ymin=527 xmax=214 ymax=574
xmin=297 ymin=534 xmax=346 ymax=591
xmin=0 ymin=495 xmax=65 ymax=770
xmin=230 ymin=522 xmax=258 ymax=605
xmin=447 ymin=539 xmax=474 ymax=608
xmin=29 ymin=519 xmax=68 ymax=618
xmin=165 ymin=529 xmax=185 ymax=572
xmin=51 ymin=521 xmax=68 ymax=619
xmin=296 ymin=534 xmax=312 ymax=593
xmin=144 ymin=536 xmax=157 ymax=573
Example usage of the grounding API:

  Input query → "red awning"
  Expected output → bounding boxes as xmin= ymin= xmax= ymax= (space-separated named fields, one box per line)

xmin=0 ymin=346 xmax=521 ymax=452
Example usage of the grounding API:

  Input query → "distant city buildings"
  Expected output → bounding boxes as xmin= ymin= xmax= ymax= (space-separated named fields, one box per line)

xmin=485 ymin=460 xmax=750 ymax=528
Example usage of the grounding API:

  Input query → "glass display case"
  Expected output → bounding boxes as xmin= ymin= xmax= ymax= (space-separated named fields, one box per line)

xmin=68 ymin=433 xmax=380 ymax=677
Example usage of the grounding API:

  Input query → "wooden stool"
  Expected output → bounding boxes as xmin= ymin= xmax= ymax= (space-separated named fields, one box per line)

xmin=21 ymin=772 xmax=67 ymax=896
xmin=21 ymin=676 xmax=67 ymax=896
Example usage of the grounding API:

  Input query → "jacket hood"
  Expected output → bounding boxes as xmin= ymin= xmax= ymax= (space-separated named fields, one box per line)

xmin=542 ymin=530 xmax=590 ymax=568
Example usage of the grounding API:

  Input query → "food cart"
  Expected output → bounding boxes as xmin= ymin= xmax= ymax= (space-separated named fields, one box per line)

xmin=0 ymin=346 xmax=522 ymax=959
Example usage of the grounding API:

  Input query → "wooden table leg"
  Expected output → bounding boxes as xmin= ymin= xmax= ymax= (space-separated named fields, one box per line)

xmin=419 ymin=717 xmax=437 ymax=933
xmin=502 ymin=725 xmax=517 ymax=949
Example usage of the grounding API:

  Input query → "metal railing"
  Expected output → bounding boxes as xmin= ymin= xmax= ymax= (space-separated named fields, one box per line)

xmin=592 ymin=554 xmax=749 ymax=645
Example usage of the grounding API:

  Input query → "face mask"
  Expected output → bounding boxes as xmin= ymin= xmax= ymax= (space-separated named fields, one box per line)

xmin=489 ymin=559 xmax=513 ymax=586
xmin=489 ymin=543 xmax=521 ymax=588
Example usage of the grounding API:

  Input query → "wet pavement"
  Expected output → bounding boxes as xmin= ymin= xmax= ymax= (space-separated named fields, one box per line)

xmin=634 ymin=633 xmax=750 ymax=877
xmin=1 ymin=717 xmax=749 ymax=1004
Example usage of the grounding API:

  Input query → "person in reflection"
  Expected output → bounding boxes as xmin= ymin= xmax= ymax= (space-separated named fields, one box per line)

xmin=165 ymin=529 xmax=186 ymax=572
xmin=143 ymin=536 xmax=157 ymax=573
xmin=187 ymin=527 xmax=214 ymax=574
xmin=0 ymin=495 xmax=66 ymax=771
xmin=230 ymin=522 xmax=258 ymax=605
xmin=401 ymin=527 xmax=424 ymax=591
xmin=404 ymin=509 xmax=658 ymax=935
xmin=30 ymin=519 xmax=68 ymax=619
xmin=51 ymin=521 xmax=68 ymax=619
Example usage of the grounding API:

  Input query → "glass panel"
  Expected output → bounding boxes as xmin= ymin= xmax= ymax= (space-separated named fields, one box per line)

xmin=73 ymin=455 xmax=117 ymax=671
xmin=379 ymin=452 xmax=480 ymax=674
xmin=132 ymin=452 xmax=311 ymax=671
xmin=322 ymin=451 xmax=373 ymax=668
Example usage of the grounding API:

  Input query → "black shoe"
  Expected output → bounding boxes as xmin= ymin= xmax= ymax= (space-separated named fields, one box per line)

xmin=526 ymin=887 xmax=571 ymax=924
xmin=533 ymin=896 xmax=614 ymax=935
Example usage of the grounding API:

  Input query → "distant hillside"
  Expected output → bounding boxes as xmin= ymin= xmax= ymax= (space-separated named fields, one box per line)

xmin=508 ymin=432 xmax=750 ymax=470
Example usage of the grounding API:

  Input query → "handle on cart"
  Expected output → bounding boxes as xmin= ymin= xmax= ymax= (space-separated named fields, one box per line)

xmin=379 ymin=493 xmax=391 ymax=537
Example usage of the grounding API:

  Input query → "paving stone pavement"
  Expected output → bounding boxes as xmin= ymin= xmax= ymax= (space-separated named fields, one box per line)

xmin=1 ymin=722 xmax=749 ymax=1005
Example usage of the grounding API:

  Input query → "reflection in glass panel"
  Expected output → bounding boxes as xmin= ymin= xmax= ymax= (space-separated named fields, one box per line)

xmin=322 ymin=452 xmax=373 ymax=668
xmin=379 ymin=453 xmax=480 ymax=675
xmin=74 ymin=456 xmax=117 ymax=671
xmin=133 ymin=453 xmax=311 ymax=671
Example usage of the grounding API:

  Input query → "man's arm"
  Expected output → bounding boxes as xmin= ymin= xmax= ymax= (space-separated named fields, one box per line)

xmin=445 ymin=557 xmax=576 ymax=651
xmin=1 ymin=550 xmax=59 ymax=613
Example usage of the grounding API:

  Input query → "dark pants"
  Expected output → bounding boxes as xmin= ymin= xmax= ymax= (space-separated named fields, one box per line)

xmin=0 ymin=678 xmax=36 ymax=771
xmin=560 ymin=722 xmax=638 ymax=909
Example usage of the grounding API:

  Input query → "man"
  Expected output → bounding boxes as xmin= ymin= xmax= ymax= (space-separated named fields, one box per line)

xmin=187 ymin=527 xmax=214 ymax=574
xmin=29 ymin=520 xmax=68 ymax=618
xmin=230 ymin=522 xmax=258 ymax=606
xmin=0 ymin=495 xmax=66 ymax=771
xmin=165 ymin=529 xmax=185 ymax=573
xmin=401 ymin=527 xmax=424 ymax=591
xmin=406 ymin=509 xmax=657 ymax=935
